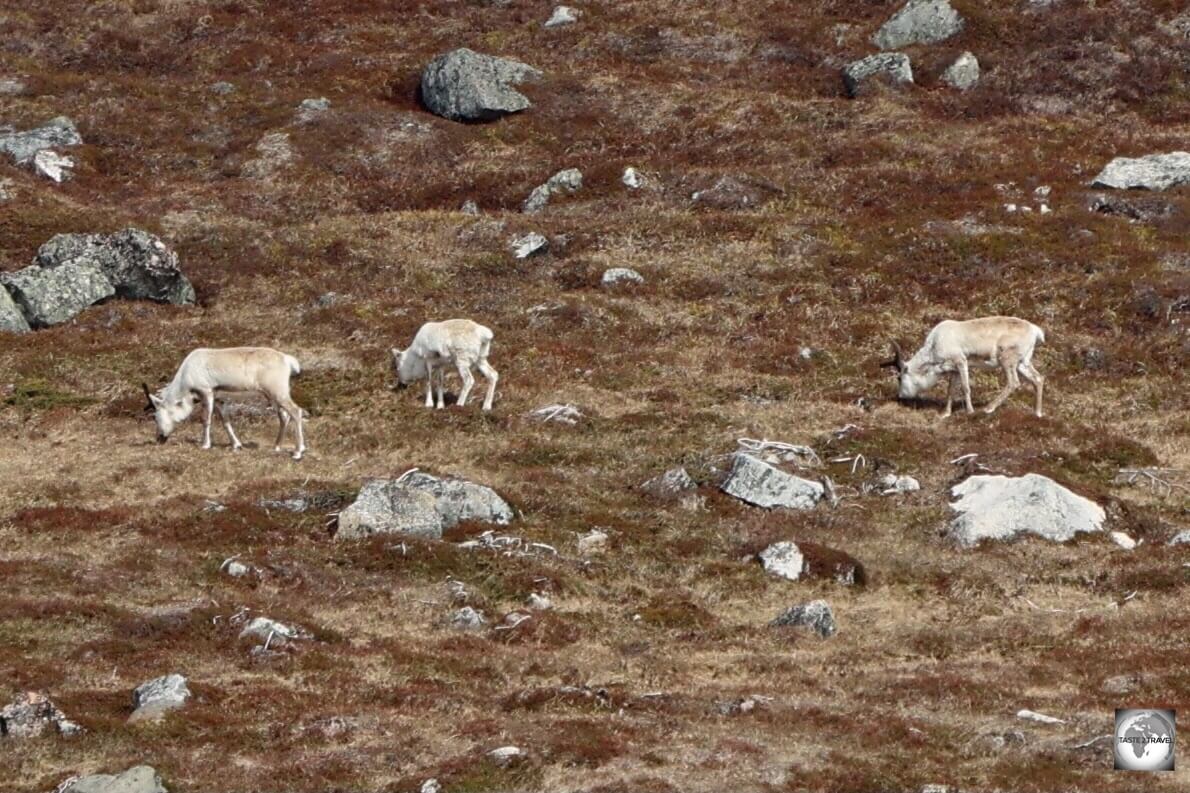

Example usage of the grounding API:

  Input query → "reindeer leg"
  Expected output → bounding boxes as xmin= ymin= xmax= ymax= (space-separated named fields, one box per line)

xmin=456 ymin=359 xmax=475 ymax=407
xmin=201 ymin=390 xmax=215 ymax=449
xmin=958 ymin=359 xmax=974 ymax=414
xmin=942 ymin=372 xmax=957 ymax=418
xmin=424 ymin=361 xmax=435 ymax=408
xmin=436 ymin=367 xmax=446 ymax=409
xmin=273 ymin=404 xmax=290 ymax=452
xmin=217 ymin=400 xmax=243 ymax=451
xmin=1019 ymin=361 xmax=1045 ymax=418
xmin=278 ymin=397 xmax=305 ymax=460
xmin=985 ymin=353 xmax=1021 ymax=414
xmin=478 ymin=359 xmax=498 ymax=411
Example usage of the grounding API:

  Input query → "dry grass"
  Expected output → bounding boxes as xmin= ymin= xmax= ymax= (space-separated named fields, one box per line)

xmin=1 ymin=1 xmax=1188 ymax=791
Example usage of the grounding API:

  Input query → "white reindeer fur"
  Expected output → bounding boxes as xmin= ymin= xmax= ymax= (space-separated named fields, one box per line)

xmin=145 ymin=347 xmax=307 ymax=459
xmin=890 ymin=317 xmax=1046 ymax=417
xmin=392 ymin=319 xmax=499 ymax=410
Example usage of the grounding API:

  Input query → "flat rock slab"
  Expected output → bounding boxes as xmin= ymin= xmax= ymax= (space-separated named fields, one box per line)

xmin=421 ymin=48 xmax=541 ymax=122
xmin=129 ymin=674 xmax=190 ymax=722
xmin=1091 ymin=152 xmax=1190 ymax=191
xmin=61 ymin=766 xmax=168 ymax=793
xmin=873 ymin=0 xmax=965 ymax=50
xmin=843 ymin=53 xmax=914 ymax=97
xmin=0 ymin=116 xmax=81 ymax=163
xmin=721 ymin=454 xmax=823 ymax=510
xmin=1 ymin=259 xmax=114 ymax=327
xmin=948 ymin=473 xmax=1106 ymax=548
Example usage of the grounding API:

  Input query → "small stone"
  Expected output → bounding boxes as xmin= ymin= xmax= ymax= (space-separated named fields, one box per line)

xmin=461 ymin=199 xmax=480 ymax=215
xmin=450 ymin=606 xmax=486 ymax=632
xmin=0 ymin=691 xmax=84 ymax=738
xmin=296 ymin=97 xmax=330 ymax=121
xmin=879 ymin=473 xmax=921 ymax=495
xmin=1016 ymin=708 xmax=1064 ymax=724
xmin=941 ymin=51 xmax=979 ymax=90
xmin=622 ymin=166 xmax=643 ymax=189
xmin=526 ymin=592 xmax=553 ymax=610
xmin=1101 ymin=674 xmax=1144 ymax=694
xmin=872 ymin=0 xmax=966 ymax=50
xmin=420 ymin=48 xmax=541 ymax=123
xmin=238 ymin=616 xmax=309 ymax=646
xmin=32 ymin=149 xmax=74 ymax=182
xmin=641 ymin=467 xmax=697 ymax=499
xmin=130 ymin=674 xmax=190 ymax=722
xmin=544 ymin=5 xmax=580 ymax=28
xmin=843 ymin=53 xmax=914 ymax=98
xmin=577 ymin=529 xmax=608 ymax=556
xmin=223 ymin=560 xmax=251 ymax=577
xmin=522 ymin=167 xmax=582 ymax=213
xmin=1110 ymin=531 xmax=1137 ymax=550
xmin=1168 ymin=530 xmax=1190 ymax=546
xmin=771 ymin=600 xmax=836 ymax=638
xmin=759 ymin=541 xmax=805 ymax=581
xmin=421 ymin=780 xmax=441 ymax=793
xmin=601 ymin=267 xmax=644 ymax=287
xmin=59 ymin=766 xmax=167 ymax=793
xmin=0 ymin=77 xmax=25 ymax=95
xmin=210 ymin=81 xmax=236 ymax=95
xmin=511 ymin=232 xmax=549 ymax=259
xmin=488 ymin=746 xmax=524 ymax=766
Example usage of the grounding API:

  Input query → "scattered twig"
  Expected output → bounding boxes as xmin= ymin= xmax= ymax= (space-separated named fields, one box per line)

xmin=950 ymin=453 xmax=978 ymax=465
xmin=529 ymin=404 xmax=584 ymax=425
xmin=1114 ymin=467 xmax=1189 ymax=495
xmin=737 ymin=438 xmax=821 ymax=467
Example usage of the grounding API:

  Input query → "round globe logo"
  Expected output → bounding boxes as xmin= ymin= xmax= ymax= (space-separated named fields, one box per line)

xmin=1114 ymin=709 xmax=1176 ymax=771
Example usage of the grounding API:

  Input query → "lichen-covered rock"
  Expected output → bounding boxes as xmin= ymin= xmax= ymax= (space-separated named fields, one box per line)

xmin=337 ymin=472 xmax=512 ymax=540
xmin=720 ymin=454 xmax=823 ymax=510
xmin=771 ymin=600 xmax=836 ymax=638
xmin=544 ymin=6 xmax=580 ymax=28
xmin=522 ymin=167 xmax=582 ymax=213
xmin=32 ymin=149 xmax=75 ymax=182
xmin=758 ymin=540 xmax=865 ymax=585
xmin=129 ymin=674 xmax=190 ymax=722
xmin=1091 ymin=152 xmax=1190 ymax=191
xmin=238 ymin=616 xmax=310 ymax=646
xmin=35 ymin=228 xmax=195 ymax=305
xmin=511 ymin=232 xmax=549 ymax=259
xmin=843 ymin=53 xmax=914 ymax=97
xmin=759 ymin=541 xmax=805 ymax=580
xmin=948 ymin=473 xmax=1105 ymax=548
xmin=641 ymin=467 xmax=696 ymax=499
xmin=0 ymin=116 xmax=81 ymax=164
xmin=420 ymin=48 xmax=541 ymax=122
xmin=0 ymin=286 xmax=30 ymax=333
xmin=872 ymin=0 xmax=965 ymax=50
xmin=941 ymin=51 xmax=980 ymax=90
xmin=602 ymin=267 xmax=644 ymax=287
xmin=0 ymin=691 xmax=84 ymax=738
xmin=60 ymin=766 xmax=168 ymax=793
xmin=0 ymin=260 xmax=115 ymax=327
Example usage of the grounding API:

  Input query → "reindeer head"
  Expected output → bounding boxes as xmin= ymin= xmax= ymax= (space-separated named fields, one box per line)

xmin=881 ymin=341 xmax=938 ymax=400
xmin=143 ymin=383 xmax=197 ymax=443
xmin=391 ymin=347 xmax=426 ymax=389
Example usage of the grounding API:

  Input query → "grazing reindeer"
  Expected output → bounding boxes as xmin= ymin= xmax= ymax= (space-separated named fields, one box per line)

xmin=143 ymin=347 xmax=307 ymax=459
xmin=392 ymin=319 xmax=499 ymax=410
xmin=882 ymin=317 xmax=1046 ymax=417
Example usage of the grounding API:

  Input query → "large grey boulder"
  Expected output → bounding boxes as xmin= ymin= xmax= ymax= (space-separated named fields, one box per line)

xmin=1091 ymin=152 xmax=1190 ymax=191
xmin=420 ymin=48 xmax=541 ymax=122
xmin=721 ymin=454 xmax=823 ymax=510
xmin=60 ymin=766 xmax=168 ymax=793
xmin=872 ymin=0 xmax=965 ymax=50
xmin=35 ymin=228 xmax=196 ymax=305
xmin=0 ymin=116 xmax=81 ymax=164
xmin=337 ymin=471 xmax=513 ymax=541
xmin=941 ymin=51 xmax=980 ymax=90
xmin=0 ymin=260 xmax=115 ymax=327
xmin=843 ymin=53 xmax=914 ymax=97
xmin=948 ymin=473 xmax=1106 ymax=548
xmin=771 ymin=600 xmax=837 ymax=638
xmin=129 ymin=674 xmax=190 ymax=722
xmin=0 ymin=691 xmax=84 ymax=738
xmin=0 ymin=286 xmax=30 ymax=333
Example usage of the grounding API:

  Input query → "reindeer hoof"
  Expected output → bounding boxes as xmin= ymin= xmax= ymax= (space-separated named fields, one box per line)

xmin=232 ymin=445 xmax=243 ymax=452
xmin=292 ymin=451 xmax=303 ymax=461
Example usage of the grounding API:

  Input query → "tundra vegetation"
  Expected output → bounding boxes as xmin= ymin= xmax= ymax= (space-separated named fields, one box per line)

xmin=0 ymin=2 xmax=1187 ymax=792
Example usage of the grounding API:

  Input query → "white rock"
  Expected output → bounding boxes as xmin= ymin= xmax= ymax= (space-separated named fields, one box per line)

xmin=32 ymin=150 xmax=74 ymax=182
xmin=526 ymin=592 xmax=553 ymax=610
xmin=0 ymin=77 xmax=25 ymax=95
xmin=1039 ymin=204 xmax=1052 ymax=214
xmin=940 ymin=51 xmax=979 ymax=90
xmin=601 ymin=267 xmax=644 ymax=286
xmin=879 ymin=474 xmax=921 ymax=495
xmin=1017 ymin=708 xmax=1065 ymax=724
xmin=577 ymin=529 xmax=608 ymax=556
xmin=239 ymin=616 xmax=309 ymax=646
xmin=948 ymin=474 xmax=1105 ymax=548
xmin=1005 ymin=203 xmax=1017 ymax=213
xmin=461 ymin=199 xmax=479 ymax=215
xmin=622 ymin=166 xmax=644 ymax=189
xmin=130 ymin=674 xmax=190 ymax=722
xmin=759 ymin=541 xmax=805 ymax=581
xmin=544 ymin=5 xmax=580 ymax=28
xmin=450 ymin=606 xmax=486 ymax=632
xmin=1035 ymin=185 xmax=1052 ymax=198
xmin=522 ymin=168 xmax=582 ymax=213
xmin=872 ymin=0 xmax=965 ymax=50
xmin=296 ymin=97 xmax=330 ymax=121
xmin=720 ymin=454 xmax=824 ymax=511
xmin=511 ymin=232 xmax=549 ymax=259
xmin=488 ymin=746 xmax=524 ymax=766
xmin=420 ymin=780 xmax=441 ymax=793
xmin=1110 ymin=531 xmax=1137 ymax=550
xmin=1168 ymin=530 xmax=1190 ymax=546
xmin=1092 ymin=152 xmax=1190 ymax=191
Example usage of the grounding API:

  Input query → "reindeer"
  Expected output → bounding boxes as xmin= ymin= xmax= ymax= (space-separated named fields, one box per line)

xmin=391 ymin=319 xmax=499 ymax=410
xmin=143 ymin=347 xmax=306 ymax=459
xmin=882 ymin=317 xmax=1046 ymax=417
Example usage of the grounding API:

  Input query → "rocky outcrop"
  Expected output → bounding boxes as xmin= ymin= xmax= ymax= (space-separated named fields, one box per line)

xmin=34 ymin=228 xmax=195 ymax=305
xmin=941 ymin=51 xmax=980 ymax=90
xmin=60 ymin=766 xmax=168 ymax=793
xmin=872 ymin=0 xmax=965 ymax=50
xmin=948 ymin=473 xmax=1105 ymax=548
xmin=420 ymin=49 xmax=541 ymax=122
xmin=0 ymin=259 xmax=115 ymax=327
xmin=771 ymin=600 xmax=836 ymax=638
xmin=1091 ymin=152 xmax=1190 ymax=191
xmin=0 ymin=691 xmax=84 ymax=738
xmin=720 ymin=454 xmax=823 ymax=510
xmin=129 ymin=674 xmax=190 ymax=722
xmin=0 ymin=116 xmax=81 ymax=164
